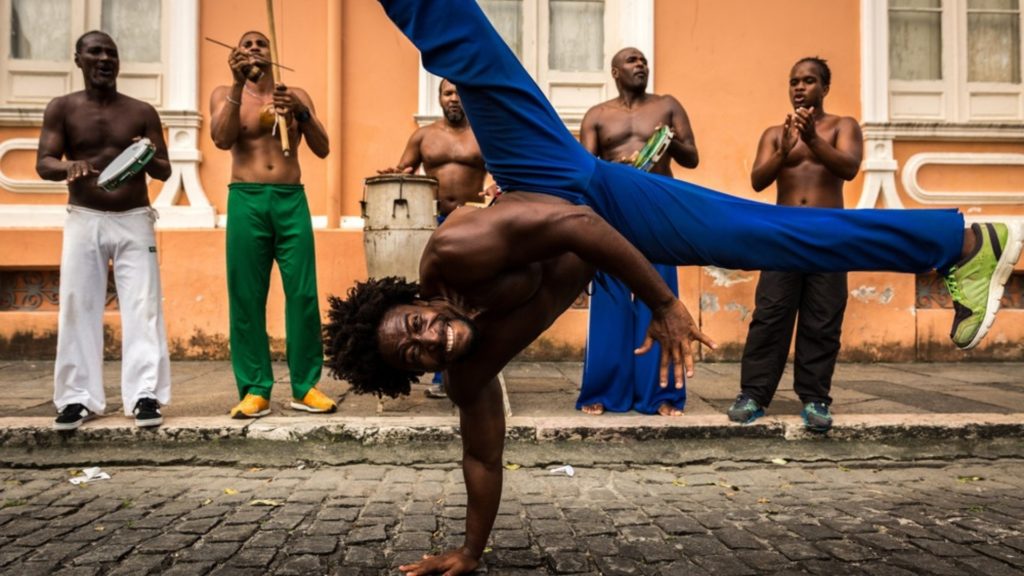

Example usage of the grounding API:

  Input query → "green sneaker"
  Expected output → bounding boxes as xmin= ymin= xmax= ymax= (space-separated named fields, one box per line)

xmin=943 ymin=222 xmax=1023 ymax=350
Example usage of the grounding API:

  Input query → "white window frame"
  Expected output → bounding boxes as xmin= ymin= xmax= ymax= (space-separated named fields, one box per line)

xmin=886 ymin=0 xmax=1024 ymax=123
xmin=859 ymin=0 xmax=1024 ymax=211
xmin=416 ymin=0 xmax=653 ymax=131
xmin=0 ymin=0 xmax=169 ymax=109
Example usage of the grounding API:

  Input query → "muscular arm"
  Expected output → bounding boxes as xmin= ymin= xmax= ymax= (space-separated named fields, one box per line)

xmin=803 ymin=116 xmax=863 ymax=181
xmin=36 ymin=98 xmax=73 ymax=181
xmin=579 ymin=108 xmax=600 ymax=156
xmin=750 ymin=126 xmax=785 ymax=192
xmin=291 ymin=88 xmax=329 ymax=158
xmin=143 ymin=105 xmax=172 ymax=181
xmin=209 ymin=83 xmax=245 ymax=150
xmin=455 ymin=377 xmax=505 ymax=560
xmin=395 ymin=129 xmax=425 ymax=173
xmin=667 ymin=97 xmax=698 ymax=169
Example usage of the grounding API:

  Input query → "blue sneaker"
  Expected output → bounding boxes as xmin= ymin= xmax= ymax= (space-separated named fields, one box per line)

xmin=727 ymin=394 xmax=764 ymax=425
xmin=801 ymin=401 xmax=833 ymax=433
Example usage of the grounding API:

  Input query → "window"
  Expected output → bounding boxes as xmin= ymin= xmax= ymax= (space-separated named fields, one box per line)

xmin=419 ymin=0 xmax=652 ymax=127
xmin=1 ymin=0 xmax=166 ymax=107
xmin=888 ymin=0 xmax=1024 ymax=122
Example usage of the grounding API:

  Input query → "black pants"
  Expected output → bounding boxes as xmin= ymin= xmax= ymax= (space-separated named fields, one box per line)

xmin=740 ymin=271 xmax=848 ymax=407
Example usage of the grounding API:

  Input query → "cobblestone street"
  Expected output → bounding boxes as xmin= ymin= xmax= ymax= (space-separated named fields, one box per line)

xmin=1 ymin=457 xmax=1023 ymax=575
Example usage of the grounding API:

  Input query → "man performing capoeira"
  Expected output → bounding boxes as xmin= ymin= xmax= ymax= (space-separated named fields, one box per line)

xmin=324 ymin=1 xmax=1024 ymax=573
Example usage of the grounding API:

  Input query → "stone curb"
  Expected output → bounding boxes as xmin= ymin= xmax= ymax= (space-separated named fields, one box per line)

xmin=0 ymin=413 xmax=1022 ymax=447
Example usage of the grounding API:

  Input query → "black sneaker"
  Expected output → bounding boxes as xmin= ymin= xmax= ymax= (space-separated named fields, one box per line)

xmin=133 ymin=398 xmax=163 ymax=428
xmin=727 ymin=393 xmax=765 ymax=424
xmin=54 ymin=403 xmax=94 ymax=431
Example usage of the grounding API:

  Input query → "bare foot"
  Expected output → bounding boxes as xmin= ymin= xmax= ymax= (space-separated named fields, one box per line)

xmin=581 ymin=403 xmax=604 ymax=415
xmin=657 ymin=403 xmax=684 ymax=417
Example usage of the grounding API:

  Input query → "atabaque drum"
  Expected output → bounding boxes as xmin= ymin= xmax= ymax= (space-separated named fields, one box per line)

xmin=361 ymin=174 xmax=438 ymax=282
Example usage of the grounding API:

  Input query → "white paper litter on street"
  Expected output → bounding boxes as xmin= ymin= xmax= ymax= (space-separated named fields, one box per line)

xmin=69 ymin=467 xmax=111 ymax=485
xmin=549 ymin=465 xmax=575 ymax=477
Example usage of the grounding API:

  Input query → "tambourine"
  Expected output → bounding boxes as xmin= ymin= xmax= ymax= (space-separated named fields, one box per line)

xmin=97 ymin=138 xmax=155 ymax=192
xmin=633 ymin=125 xmax=674 ymax=172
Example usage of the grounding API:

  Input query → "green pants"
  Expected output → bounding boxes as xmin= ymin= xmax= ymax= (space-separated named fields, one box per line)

xmin=226 ymin=183 xmax=322 ymax=400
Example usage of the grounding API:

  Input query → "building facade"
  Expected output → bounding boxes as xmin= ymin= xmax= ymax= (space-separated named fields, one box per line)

xmin=1 ymin=0 xmax=1022 ymax=361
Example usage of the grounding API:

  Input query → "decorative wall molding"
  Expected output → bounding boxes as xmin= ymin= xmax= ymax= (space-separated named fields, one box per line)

xmin=0 ymin=108 xmax=44 ymax=127
xmin=0 ymin=138 xmax=66 ymax=194
xmin=901 ymin=152 xmax=1024 ymax=205
xmin=863 ymin=122 xmax=1024 ymax=142
xmin=856 ymin=131 xmax=903 ymax=209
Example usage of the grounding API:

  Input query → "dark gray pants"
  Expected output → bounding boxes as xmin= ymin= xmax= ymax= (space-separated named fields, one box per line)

xmin=740 ymin=271 xmax=848 ymax=407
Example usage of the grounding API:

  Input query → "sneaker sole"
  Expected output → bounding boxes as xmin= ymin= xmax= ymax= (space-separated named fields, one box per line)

xmin=53 ymin=420 xmax=84 ymax=431
xmin=135 ymin=416 xmax=164 ymax=428
xmin=230 ymin=409 xmax=271 ymax=419
xmin=289 ymin=402 xmax=337 ymax=414
xmin=963 ymin=221 xmax=1024 ymax=350
xmin=802 ymin=413 xmax=832 ymax=434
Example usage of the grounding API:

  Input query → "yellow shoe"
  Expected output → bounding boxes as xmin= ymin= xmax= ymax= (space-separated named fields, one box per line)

xmin=230 ymin=394 xmax=271 ymax=419
xmin=290 ymin=387 xmax=337 ymax=414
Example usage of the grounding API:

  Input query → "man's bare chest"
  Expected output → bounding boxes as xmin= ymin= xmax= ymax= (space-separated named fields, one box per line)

xmin=421 ymin=137 xmax=484 ymax=169
xmin=65 ymin=109 xmax=145 ymax=157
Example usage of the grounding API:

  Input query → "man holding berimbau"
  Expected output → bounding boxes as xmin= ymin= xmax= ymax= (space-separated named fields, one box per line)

xmin=36 ymin=31 xmax=173 ymax=431
xmin=210 ymin=31 xmax=334 ymax=419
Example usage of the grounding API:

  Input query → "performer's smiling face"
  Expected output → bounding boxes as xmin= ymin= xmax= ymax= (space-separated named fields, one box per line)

xmin=611 ymin=48 xmax=648 ymax=91
xmin=377 ymin=302 xmax=477 ymax=371
xmin=439 ymin=79 xmax=465 ymax=124
xmin=789 ymin=61 xmax=829 ymax=110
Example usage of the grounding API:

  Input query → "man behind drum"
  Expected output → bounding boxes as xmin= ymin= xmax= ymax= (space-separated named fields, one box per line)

xmin=36 ymin=31 xmax=173 ymax=430
xmin=379 ymin=78 xmax=489 ymax=398
xmin=210 ymin=31 xmax=335 ymax=418
xmin=576 ymin=47 xmax=698 ymax=417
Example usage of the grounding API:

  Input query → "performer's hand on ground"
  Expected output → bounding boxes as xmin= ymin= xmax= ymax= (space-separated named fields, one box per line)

xmin=792 ymin=107 xmax=817 ymax=143
xmin=377 ymin=166 xmax=415 ymax=175
xmin=636 ymin=300 xmax=716 ymax=384
xmin=66 ymin=160 xmax=97 ymax=183
xmin=398 ymin=548 xmax=479 ymax=576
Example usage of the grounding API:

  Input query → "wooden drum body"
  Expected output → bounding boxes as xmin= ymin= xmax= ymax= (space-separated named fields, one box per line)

xmin=361 ymin=174 xmax=438 ymax=282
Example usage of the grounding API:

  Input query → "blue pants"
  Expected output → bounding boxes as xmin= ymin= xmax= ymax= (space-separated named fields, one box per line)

xmin=580 ymin=267 xmax=685 ymax=414
xmin=378 ymin=0 xmax=963 ymax=272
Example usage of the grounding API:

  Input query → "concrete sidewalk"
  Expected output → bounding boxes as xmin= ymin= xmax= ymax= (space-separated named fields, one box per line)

xmin=1 ymin=360 xmax=1023 ymax=446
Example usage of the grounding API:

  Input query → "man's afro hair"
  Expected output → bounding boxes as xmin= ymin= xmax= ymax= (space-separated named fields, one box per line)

xmin=323 ymin=277 xmax=423 ymax=398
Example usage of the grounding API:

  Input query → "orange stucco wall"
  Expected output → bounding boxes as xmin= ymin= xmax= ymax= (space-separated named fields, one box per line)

xmin=1 ymin=0 xmax=1021 ymax=363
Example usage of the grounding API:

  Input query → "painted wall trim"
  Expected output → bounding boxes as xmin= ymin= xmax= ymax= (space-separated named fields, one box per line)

xmin=901 ymin=152 xmax=1024 ymax=205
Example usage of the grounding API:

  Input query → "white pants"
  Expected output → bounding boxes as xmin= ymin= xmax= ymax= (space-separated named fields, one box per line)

xmin=53 ymin=206 xmax=171 ymax=416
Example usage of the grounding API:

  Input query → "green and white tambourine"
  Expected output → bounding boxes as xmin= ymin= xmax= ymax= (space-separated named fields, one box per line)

xmin=632 ymin=125 xmax=674 ymax=172
xmin=97 ymin=138 xmax=155 ymax=192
